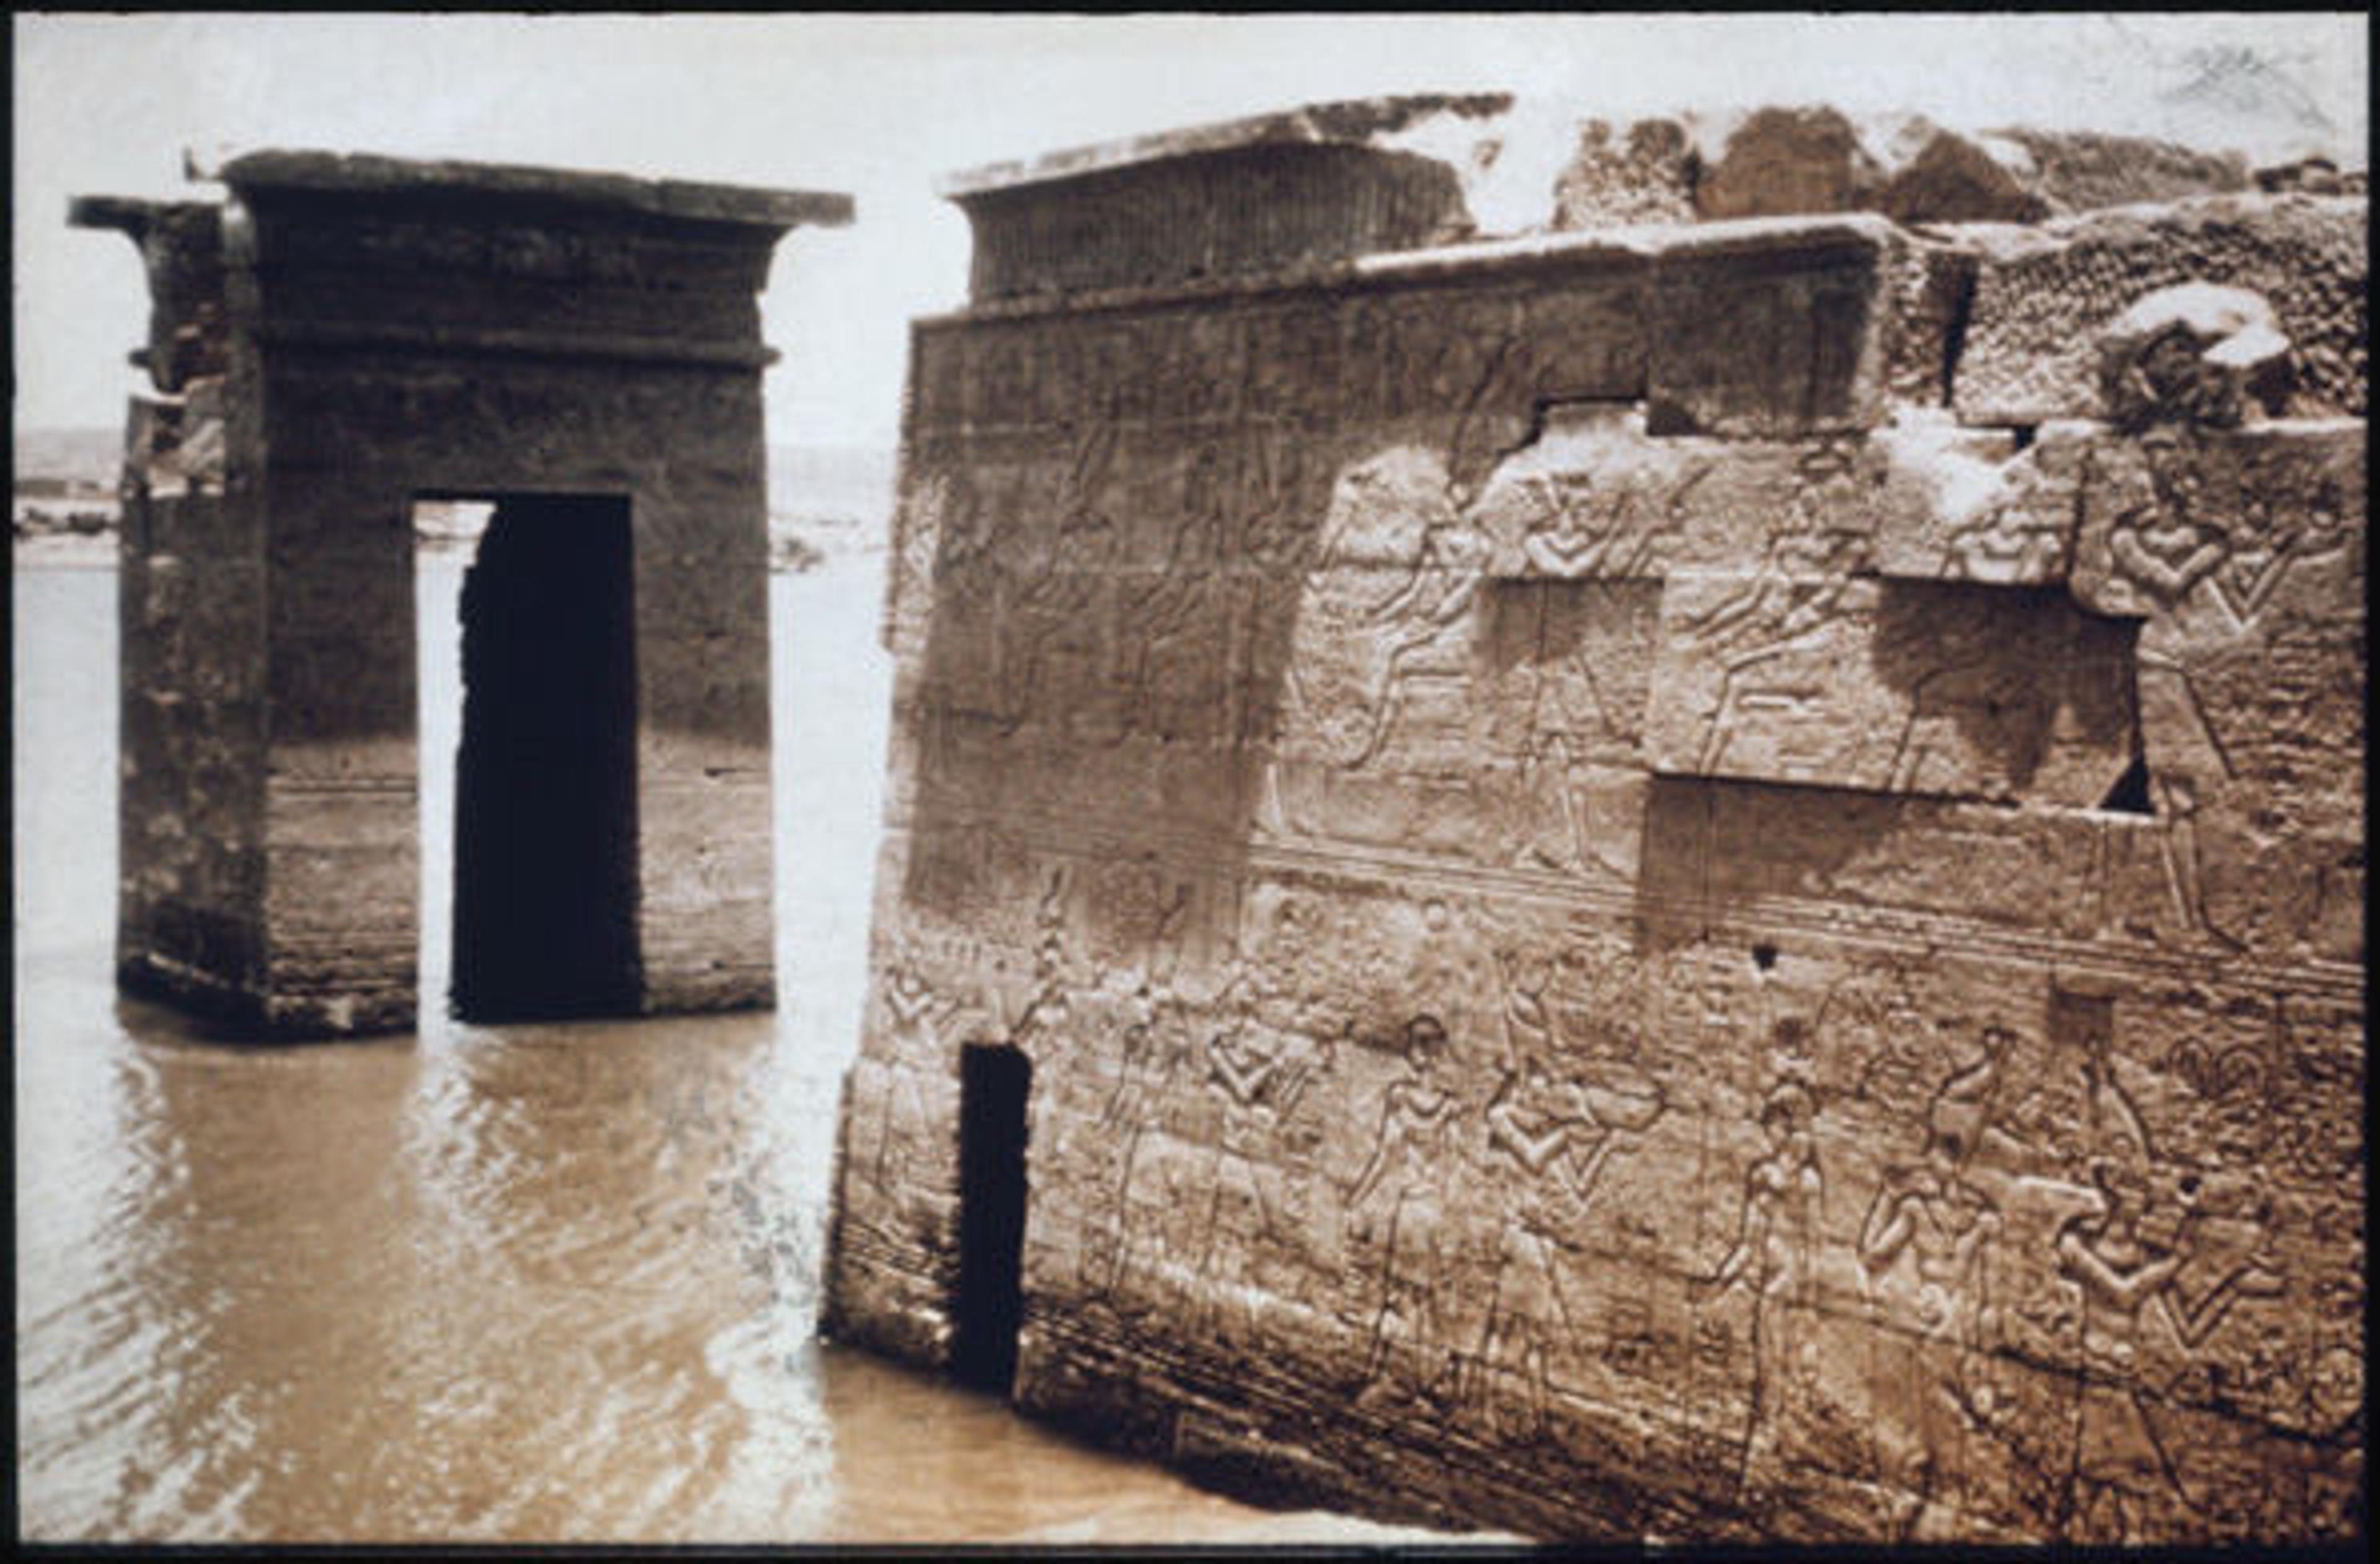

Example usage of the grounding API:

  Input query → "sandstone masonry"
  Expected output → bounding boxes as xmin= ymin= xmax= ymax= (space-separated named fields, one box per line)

xmin=822 ymin=97 xmax=2365 ymax=1544
xmin=75 ymin=152 xmax=850 ymax=1036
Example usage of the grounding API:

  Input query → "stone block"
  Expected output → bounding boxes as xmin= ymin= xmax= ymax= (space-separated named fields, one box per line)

xmin=1866 ymin=416 xmax=2070 ymax=583
xmin=2096 ymin=282 xmax=2294 ymax=431
xmin=1646 ymin=575 xmax=2139 ymax=804
xmin=1693 ymin=111 xmax=2249 ymax=226
xmin=1646 ymin=217 xmax=1895 ymax=436
xmin=945 ymin=96 xmax=1514 ymax=301
xmin=1551 ymin=117 xmax=1698 ymax=228
xmin=1980 ymin=126 xmax=2253 ymax=215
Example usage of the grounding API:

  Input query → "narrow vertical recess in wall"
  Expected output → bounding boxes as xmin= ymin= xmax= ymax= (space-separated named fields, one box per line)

xmin=1939 ymin=252 xmax=1978 ymax=408
xmin=954 ymin=1042 xmax=1033 ymax=1395
xmin=450 ymin=493 xmax=642 ymax=1022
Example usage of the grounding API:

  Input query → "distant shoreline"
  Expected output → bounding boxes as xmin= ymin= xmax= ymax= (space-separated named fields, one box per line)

xmin=14 ymin=534 xmax=884 ymax=575
xmin=11 ymin=534 xmax=118 ymax=571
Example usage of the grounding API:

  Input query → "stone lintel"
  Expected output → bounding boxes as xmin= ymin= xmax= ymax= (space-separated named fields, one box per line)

xmin=923 ymin=212 xmax=1894 ymax=327
xmin=202 ymin=148 xmax=855 ymax=233
xmin=935 ymin=92 xmax=1512 ymax=199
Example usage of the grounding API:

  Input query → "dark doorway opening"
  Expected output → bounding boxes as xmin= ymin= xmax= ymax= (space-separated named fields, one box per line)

xmin=953 ymin=1042 xmax=1033 ymax=1394
xmin=450 ymin=493 xmax=641 ymax=1022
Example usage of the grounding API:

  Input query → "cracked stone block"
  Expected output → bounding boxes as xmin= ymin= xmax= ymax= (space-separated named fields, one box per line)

xmin=1551 ymin=117 xmax=1699 ymax=228
xmin=1690 ymin=110 xmax=2248 ymax=226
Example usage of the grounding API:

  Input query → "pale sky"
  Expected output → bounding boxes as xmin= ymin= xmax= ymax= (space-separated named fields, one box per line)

xmin=13 ymin=12 xmax=2368 ymax=448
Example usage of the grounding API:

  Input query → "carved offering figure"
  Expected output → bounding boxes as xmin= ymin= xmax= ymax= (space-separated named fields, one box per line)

xmin=1470 ymin=1041 xmax=1665 ymax=1441
xmin=2047 ymin=1155 xmax=2287 ymax=1540
xmin=1191 ymin=963 xmax=1332 ymax=1341
xmin=869 ymin=960 xmax=958 ymax=1190
xmin=1672 ymin=524 xmax=1866 ymax=775
xmin=2051 ymin=1155 xmax=2203 ymax=1539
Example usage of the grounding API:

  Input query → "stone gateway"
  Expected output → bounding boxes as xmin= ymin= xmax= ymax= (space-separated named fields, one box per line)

xmin=821 ymin=98 xmax=2365 ymax=1544
xmin=75 ymin=152 xmax=852 ymax=1036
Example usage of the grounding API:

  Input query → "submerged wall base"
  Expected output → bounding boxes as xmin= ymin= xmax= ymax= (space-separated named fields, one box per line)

xmin=827 ymin=97 xmax=2366 ymax=1544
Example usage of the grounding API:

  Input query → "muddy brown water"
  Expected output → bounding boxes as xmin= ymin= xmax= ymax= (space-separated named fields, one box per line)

xmin=12 ymin=553 xmax=1473 ymax=1544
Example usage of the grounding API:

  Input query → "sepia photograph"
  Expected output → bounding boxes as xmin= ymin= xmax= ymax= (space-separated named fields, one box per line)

xmin=12 ymin=11 xmax=2368 ymax=1547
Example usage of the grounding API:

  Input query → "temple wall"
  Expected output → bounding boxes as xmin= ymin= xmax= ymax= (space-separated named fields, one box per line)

xmin=824 ymin=102 xmax=2365 ymax=1544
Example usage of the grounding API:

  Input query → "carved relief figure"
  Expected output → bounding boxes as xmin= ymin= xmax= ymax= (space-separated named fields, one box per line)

xmin=1943 ymin=491 xmax=2071 ymax=584
xmin=1698 ymin=1079 xmax=1825 ymax=1303
xmin=870 ymin=960 xmax=959 ymax=1190
xmin=1003 ymin=871 xmax=1075 ymax=1054
xmin=2040 ymin=994 xmax=2288 ymax=1540
xmin=1469 ymin=1046 xmax=1667 ymax=1441
xmin=1086 ymin=975 xmax=1189 ymax=1309
xmin=1494 ymin=950 xmax=1558 ymax=1061
xmin=1191 ymin=978 xmax=1332 ymax=1341
xmin=1010 ymin=423 xmax=1123 ymax=737
xmin=2146 ymin=769 xmax=2243 ymax=951
xmin=1347 ymin=1014 xmax=1468 ymax=1404
xmin=2107 ymin=499 xmax=2228 ymax=607
xmin=888 ymin=470 xmax=951 ymax=653
xmin=1857 ymin=1027 xmax=2016 ymax=1537
xmin=1348 ymin=503 xmax=1486 ymax=771
xmin=2203 ymin=474 xmax=2352 ymax=630
xmin=1675 ymin=526 xmax=1864 ymax=774
xmin=1694 ymin=1076 xmax=1826 ymax=1495
xmin=1113 ymin=572 xmax=1214 ymax=743
xmin=2050 ymin=1156 xmax=2206 ymax=1540
xmin=1508 ymin=465 xmax=1676 ymax=581
xmin=1506 ymin=596 xmax=1640 ymax=880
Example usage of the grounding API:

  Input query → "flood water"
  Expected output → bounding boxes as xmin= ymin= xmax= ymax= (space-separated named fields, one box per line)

xmin=12 ymin=550 xmax=1455 ymax=1545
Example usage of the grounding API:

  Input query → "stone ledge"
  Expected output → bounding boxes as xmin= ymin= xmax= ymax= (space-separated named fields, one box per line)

xmin=937 ymin=93 xmax=1513 ymax=199
xmin=201 ymin=147 xmax=854 ymax=232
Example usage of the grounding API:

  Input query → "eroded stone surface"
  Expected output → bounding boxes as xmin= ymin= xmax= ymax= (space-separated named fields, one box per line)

xmin=827 ymin=99 xmax=2365 ymax=1546
xmin=1955 ymin=195 xmax=2368 ymax=425
xmin=75 ymin=151 xmax=850 ymax=1036
xmin=2097 ymin=282 xmax=2294 ymax=431
xmin=942 ymin=96 xmax=2288 ymax=304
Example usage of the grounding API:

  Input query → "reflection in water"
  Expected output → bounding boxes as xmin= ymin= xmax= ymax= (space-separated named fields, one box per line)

xmin=13 ymin=560 xmax=1453 ymax=1544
